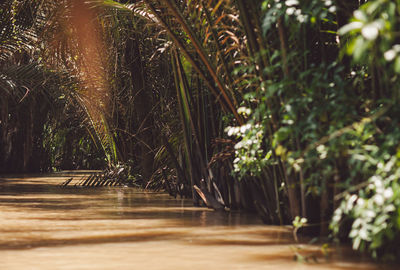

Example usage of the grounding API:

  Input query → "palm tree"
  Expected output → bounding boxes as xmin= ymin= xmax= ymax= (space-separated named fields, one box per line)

xmin=0 ymin=1 xmax=62 ymax=172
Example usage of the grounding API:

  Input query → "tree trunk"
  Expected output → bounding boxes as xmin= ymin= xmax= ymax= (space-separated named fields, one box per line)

xmin=125 ymin=35 xmax=154 ymax=181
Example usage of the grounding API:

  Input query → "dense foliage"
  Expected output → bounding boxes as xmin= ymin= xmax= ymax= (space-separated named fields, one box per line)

xmin=1 ymin=0 xmax=399 ymax=260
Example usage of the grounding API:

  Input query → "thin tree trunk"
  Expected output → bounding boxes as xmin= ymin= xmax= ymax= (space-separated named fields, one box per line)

xmin=126 ymin=35 xmax=154 ymax=181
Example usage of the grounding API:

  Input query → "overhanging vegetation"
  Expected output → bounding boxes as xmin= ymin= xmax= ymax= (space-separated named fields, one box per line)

xmin=0 ymin=0 xmax=399 ymax=260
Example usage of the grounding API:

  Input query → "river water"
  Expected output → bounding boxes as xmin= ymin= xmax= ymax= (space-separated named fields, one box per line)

xmin=0 ymin=173 xmax=395 ymax=270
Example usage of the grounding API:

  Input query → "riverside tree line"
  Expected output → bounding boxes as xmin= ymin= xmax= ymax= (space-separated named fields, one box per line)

xmin=0 ymin=0 xmax=399 ymax=260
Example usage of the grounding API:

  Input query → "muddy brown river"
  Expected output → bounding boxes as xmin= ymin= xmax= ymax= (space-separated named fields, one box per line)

xmin=0 ymin=173 xmax=395 ymax=269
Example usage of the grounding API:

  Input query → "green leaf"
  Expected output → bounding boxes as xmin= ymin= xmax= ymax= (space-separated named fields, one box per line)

xmin=338 ymin=21 xmax=363 ymax=36
xmin=394 ymin=57 xmax=400 ymax=73
xmin=275 ymin=127 xmax=291 ymax=142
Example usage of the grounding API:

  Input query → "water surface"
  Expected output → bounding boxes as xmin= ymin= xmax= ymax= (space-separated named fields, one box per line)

xmin=0 ymin=173 xmax=394 ymax=269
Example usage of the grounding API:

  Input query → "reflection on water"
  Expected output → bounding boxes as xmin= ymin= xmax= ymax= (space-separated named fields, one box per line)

xmin=0 ymin=173 xmax=395 ymax=270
